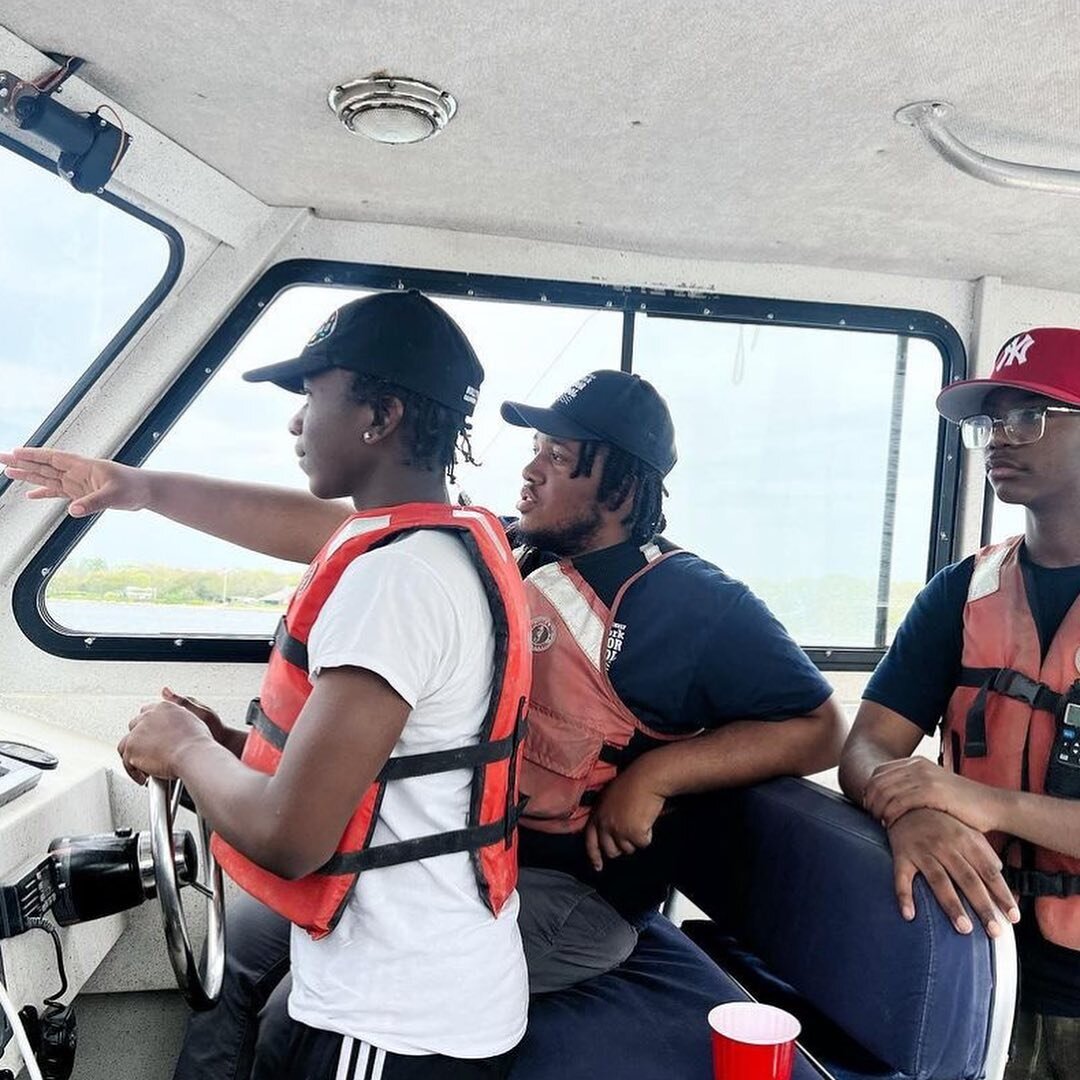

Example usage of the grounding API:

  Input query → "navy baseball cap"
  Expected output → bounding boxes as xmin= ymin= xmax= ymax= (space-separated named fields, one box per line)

xmin=243 ymin=290 xmax=483 ymax=415
xmin=501 ymin=370 xmax=677 ymax=476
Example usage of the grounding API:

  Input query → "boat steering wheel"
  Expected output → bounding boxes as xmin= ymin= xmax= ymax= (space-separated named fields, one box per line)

xmin=146 ymin=777 xmax=225 ymax=1010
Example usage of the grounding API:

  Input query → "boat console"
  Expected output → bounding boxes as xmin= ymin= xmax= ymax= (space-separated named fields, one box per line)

xmin=0 ymin=713 xmax=223 ymax=1079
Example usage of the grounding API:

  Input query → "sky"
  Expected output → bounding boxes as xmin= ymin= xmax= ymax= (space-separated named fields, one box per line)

xmin=1 ymin=142 xmax=1010 ymax=647
xmin=0 ymin=146 xmax=170 ymax=449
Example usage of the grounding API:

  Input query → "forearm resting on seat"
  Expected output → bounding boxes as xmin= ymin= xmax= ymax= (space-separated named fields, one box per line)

xmin=638 ymin=694 xmax=847 ymax=799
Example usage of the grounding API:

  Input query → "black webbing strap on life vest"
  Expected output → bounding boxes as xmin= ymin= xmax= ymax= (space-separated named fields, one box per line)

xmin=1006 ymin=866 xmax=1080 ymax=898
xmin=586 ymin=731 xmax=677 ymax=806
xmin=598 ymin=744 xmax=631 ymax=768
xmin=597 ymin=729 xmax=673 ymax=770
xmin=246 ymin=699 xmax=287 ymax=750
xmin=503 ymin=696 xmax=527 ymax=846
xmin=246 ymin=694 xmax=528 ymax=875
xmin=320 ymin=802 xmax=525 ymax=875
xmin=583 ymin=744 xmax=640 ymax=805
xmin=273 ymin=617 xmax=309 ymax=672
xmin=245 ymin=699 xmax=522 ymax=781
xmin=958 ymin=666 xmax=1064 ymax=757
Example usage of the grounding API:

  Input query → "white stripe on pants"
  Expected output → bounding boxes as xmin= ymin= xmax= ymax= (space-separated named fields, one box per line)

xmin=336 ymin=1037 xmax=387 ymax=1080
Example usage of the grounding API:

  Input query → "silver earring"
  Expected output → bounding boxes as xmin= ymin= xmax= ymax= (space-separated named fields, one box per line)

xmin=363 ymin=431 xmax=374 ymax=443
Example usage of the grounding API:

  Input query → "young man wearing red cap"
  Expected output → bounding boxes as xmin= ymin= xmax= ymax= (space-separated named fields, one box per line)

xmin=16 ymin=291 xmax=532 ymax=1080
xmin=840 ymin=327 xmax=1080 ymax=1077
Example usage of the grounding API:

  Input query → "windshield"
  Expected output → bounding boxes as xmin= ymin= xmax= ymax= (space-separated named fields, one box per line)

xmin=0 ymin=140 xmax=175 ymax=451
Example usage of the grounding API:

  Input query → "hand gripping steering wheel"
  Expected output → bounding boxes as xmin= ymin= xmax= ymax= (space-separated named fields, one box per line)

xmin=147 ymin=777 xmax=225 ymax=1010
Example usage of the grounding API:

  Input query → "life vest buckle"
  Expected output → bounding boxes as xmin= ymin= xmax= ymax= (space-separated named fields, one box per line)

xmin=1005 ymin=866 xmax=1080 ymax=898
xmin=994 ymin=669 xmax=1044 ymax=705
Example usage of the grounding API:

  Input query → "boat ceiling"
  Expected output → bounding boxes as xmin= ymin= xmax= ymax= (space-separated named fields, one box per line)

xmin=4 ymin=1 xmax=1080 ymax=292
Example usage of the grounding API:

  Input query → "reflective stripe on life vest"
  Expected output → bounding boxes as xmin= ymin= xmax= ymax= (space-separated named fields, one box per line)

xmin=517 ymin=543 xmax=699 ymax=834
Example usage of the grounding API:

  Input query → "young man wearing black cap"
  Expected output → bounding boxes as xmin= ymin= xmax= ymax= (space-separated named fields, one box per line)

xmin=839 ymin=328 xmax=1080 ymax=1078
xmin=8 ymin=291 xmax=533 ymax=1080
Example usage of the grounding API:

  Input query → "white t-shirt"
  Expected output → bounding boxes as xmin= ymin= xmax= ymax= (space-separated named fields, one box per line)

xmin=287 ymin=529 xmax=528 ymax=1058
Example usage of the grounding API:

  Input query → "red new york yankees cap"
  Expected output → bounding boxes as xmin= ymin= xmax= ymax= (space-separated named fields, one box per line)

xmin=937 ymin=327 xmax=1080 ymax=422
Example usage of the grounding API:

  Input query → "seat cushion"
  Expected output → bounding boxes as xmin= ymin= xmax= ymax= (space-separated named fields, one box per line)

xmin=674 ymin=780 xmax=994 ymax=1080
xmin=510 ymin=912 xmax=828 ymax=1080
xmin=683 ymin=921 xmax=898 ymax=1079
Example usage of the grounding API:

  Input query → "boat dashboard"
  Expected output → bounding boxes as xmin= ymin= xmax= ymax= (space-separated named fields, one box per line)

xmin=0 ymin=706 xmax=221 ymax=1078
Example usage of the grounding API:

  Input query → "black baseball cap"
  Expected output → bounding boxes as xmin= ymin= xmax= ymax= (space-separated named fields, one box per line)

xmin=243 ymin=290 xmax=483 ymax=415
xmin=501 ymin=370 xmax=677 ymax=476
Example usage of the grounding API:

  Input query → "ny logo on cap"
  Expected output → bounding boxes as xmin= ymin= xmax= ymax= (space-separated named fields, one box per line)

xmin=995 ymin=332 xmax=1035 ymax=372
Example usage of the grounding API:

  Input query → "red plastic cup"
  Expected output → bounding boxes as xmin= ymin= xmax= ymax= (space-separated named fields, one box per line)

xmin=708 ymin=1002 xmax=801 ymax=1080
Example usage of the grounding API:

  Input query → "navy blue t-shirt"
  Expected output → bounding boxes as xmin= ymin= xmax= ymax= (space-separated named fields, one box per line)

xmin=569 ymin=538 xmax=832 ymax=732
xmin=866 ymin=542 xmax=1080 ymax=1015
xmin=517 ymin=536 xmax=832 ymax=915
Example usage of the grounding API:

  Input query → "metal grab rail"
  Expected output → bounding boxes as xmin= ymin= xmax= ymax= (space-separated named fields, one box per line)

xmin=896 ymin=100 xmax=1080 ymax=197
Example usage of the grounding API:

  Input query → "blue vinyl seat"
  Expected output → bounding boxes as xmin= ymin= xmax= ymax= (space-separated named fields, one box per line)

xmin=512 ymin=778 xmax=1013 ymax=1080
xmin=512 ymin=910 xmax=828 ymax=1080
xmin=676 ymin=779 xmax=1010 ymax=1080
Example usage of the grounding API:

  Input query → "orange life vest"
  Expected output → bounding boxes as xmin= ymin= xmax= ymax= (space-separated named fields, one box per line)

xmin=943 ymin=535 xmax=1080 ymax=949
xmin=516 ymin=542 xmax=700 ymax=834
xmin=212 ymin=504 xmax=531 ymax=940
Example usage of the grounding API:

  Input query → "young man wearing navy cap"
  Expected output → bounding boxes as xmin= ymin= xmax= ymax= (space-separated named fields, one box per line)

xmin=840 ymin=328 xmax=1080 ymax=1077
xmin=499 ymin=370 xmax=845 ymax=914
xmin=4 ymin=291 xmax=533 ymax=1080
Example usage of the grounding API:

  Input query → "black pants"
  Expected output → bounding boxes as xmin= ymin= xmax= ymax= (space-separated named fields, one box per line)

xmin=1005 ymin=1009 xmax=1080 ymax=1080
xmin=174 ymin=871 xmax=636 ymax=1080
xmin=174 ymin=893 xmax=292 ymax=1080
xmin=263 ymin=1023 xmax=516 ymax=1080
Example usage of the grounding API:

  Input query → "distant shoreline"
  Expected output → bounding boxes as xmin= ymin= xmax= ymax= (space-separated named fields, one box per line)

xmin=49 ymin=595 xmax=287 ymax=612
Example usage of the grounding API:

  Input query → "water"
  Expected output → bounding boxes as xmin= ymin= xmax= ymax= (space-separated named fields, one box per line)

xmin=48 ymin=600 xmax=283 ymax=637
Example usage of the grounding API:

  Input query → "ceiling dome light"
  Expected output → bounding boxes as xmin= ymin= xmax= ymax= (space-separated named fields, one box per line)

xmin=328 ymin=75 xmax=457 ymax=145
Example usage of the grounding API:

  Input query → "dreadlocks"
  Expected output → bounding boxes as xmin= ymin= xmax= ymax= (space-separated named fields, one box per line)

xmin=348 ymin=374 xmax=477 ymax=484
xmin=572 ymin=441 xmax=666 ymax=544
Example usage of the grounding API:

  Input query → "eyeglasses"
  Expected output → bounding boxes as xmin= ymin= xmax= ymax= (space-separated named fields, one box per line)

xmin=960 ymin=405 xmax=1080 ymax=449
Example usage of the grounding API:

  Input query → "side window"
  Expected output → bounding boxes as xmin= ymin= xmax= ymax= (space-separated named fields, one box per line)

xmin=22 ymin=264 xmax=960 ymax=663
xmin=45 ymin=286 xmax=622 ymax=637
xmin=0 ymin=139 xmax=178 ymax=455
xmin=631 ymin=319 xmax=943 ymax=646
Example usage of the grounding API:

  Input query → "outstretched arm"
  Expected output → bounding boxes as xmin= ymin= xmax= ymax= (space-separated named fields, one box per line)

xmin=840 ymin=700 xmax=1018 ymax=936
xmin=585 ymin=694 xmax=846 ymax=869
xmin=2 ymin=447 xmax=349 ymax=564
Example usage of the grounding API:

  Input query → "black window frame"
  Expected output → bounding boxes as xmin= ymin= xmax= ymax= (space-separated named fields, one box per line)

xmin=0 ymin=130 xmax=184 ymax=497
xmin=13 ymin=258 xmax=965 ymax=670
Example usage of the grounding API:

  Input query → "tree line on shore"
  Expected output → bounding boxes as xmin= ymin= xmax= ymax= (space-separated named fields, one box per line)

xmin=47 ymin=558 xmax=300 ymax=607
xmin=46 ymin=558 xmax=921 ymax=642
